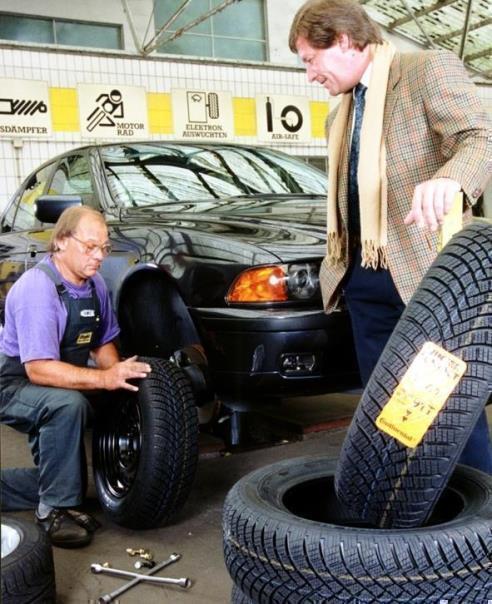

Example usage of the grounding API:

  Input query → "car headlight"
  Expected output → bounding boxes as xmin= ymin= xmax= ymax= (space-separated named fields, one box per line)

xmin=226 ymin=262 xmax=319 ymax=304
xmin=287 ymin=263 xmax=319 ymax=299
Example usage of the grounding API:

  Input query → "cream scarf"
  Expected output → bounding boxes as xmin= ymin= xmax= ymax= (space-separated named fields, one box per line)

xmin=327 ymin=41 xmax=396 ymax=269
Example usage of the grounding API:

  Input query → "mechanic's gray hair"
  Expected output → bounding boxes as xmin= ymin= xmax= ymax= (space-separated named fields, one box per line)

xmin=48 ymin=206 xmax=106 ymax=253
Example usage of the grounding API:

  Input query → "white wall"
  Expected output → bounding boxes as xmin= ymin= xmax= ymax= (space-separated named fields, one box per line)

xmin=266 ymin=0 xmax=302 ymax=66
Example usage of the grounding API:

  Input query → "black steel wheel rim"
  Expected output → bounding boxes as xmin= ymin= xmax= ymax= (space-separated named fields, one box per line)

xmin=98 ymin=397 xmax=142 ymax=498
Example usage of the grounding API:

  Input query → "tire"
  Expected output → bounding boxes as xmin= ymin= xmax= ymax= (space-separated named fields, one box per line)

xmin=1 ymin=516 xmax=56 ymax=604
xmin=93 ymin=357 xmax=199 ymax=529
xmin=336 ymin=222 xmax=492 ymax=528
xmin=231 ymin=583 xmax=254 ymax=604
xmin=223 ymin=456 xmax=492 ymax=603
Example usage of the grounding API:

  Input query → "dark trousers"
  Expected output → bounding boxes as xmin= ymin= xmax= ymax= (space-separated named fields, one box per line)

xmin=1 ymin=376 xmax=92 ymax=510
xmin=343 ymin=247 xmax=492 ymax=474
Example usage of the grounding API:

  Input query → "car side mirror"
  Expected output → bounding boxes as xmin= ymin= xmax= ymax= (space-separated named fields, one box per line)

xmin=35 ymin=195 xmax=82 ymax=224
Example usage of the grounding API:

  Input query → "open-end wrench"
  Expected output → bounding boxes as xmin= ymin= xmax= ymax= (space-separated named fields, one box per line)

xmin=91 ymin=563 xmax=190 ymax=587
xmin=94 ymin=553 xmax=186 ymax=603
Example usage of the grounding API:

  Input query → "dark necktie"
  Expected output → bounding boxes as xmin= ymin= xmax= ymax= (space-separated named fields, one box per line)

xmin=348 ymin=83 xmax=367 ymax=239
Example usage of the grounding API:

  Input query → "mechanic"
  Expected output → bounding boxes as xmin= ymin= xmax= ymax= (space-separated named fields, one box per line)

xmin=289 ymin=0 xmax=492 ymax=472
xmin=0 ymin=206 xmax=151 ymax=547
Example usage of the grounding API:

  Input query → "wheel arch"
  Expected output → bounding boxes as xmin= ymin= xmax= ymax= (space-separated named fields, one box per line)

xmin=117 ymin=266 xmax=200 ymax=358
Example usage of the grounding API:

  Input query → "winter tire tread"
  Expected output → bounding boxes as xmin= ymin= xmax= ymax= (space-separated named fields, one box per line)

xmin=1 ymin=517 xmax=56 ymax=604
xmin=93 ymin=357 xmax=199 ymax=528
xmin=335 ymin=223 xmax=492 ymax=528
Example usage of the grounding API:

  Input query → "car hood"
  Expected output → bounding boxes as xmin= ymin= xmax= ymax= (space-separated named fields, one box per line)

xmin=117 ymin=195 xmax=328 ymax=263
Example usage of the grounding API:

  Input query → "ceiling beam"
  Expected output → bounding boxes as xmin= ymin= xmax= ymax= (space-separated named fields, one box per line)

xmin=431 ymin=16 xmax=492 ymax=44
xmin=141 ymin=0 xmax=242 ymax=56
xmin=398 ymin=0 xmax=438 ymax=48
xmin=388 ymin=0 xmax=458 ymax=30
xmin=464 ymin=46 xmax=492 ymax=61
xmin=458 ymin=0 xmax=474 ymax=58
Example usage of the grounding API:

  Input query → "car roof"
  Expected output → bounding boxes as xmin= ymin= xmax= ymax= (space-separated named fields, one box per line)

xmin=39 ymin=140 xmax=280 ymax=161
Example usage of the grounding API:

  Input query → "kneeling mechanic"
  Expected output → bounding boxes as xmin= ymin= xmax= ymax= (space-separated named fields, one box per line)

xmin=0 ymin=206 xmax=151 ymax=548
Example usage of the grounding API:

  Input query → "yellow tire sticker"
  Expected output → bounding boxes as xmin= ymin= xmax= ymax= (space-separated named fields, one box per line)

xmin=376 ymin=342 xmax=466 ymax=448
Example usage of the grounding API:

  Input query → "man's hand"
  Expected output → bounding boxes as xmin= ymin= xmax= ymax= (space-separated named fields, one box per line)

xmin=26 ymin=355 xmax=151 ymax=392
xmin=404 ymin=178 xmax=461 ymax=231
xmin=102 ymin=356 xmax=152 ymax=392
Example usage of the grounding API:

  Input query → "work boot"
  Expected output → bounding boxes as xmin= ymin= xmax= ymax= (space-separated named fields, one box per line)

xmin=36 ymin=508 xmax=92 ymax=548
xmin=67 ymin=509 xmax=101 ymax=533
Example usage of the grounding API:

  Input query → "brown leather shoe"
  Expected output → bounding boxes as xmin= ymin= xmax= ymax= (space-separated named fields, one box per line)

xmin=36 ymin=508 xmax=92 ymax=548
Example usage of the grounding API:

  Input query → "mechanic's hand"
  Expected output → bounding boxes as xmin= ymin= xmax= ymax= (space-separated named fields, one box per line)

xmin=103 ymin=355 xmax=152 ymax=391
xmin=404 ymin=178 xmax=461 ymax=232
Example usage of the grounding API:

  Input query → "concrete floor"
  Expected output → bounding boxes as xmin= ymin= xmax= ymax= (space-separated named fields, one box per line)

xmin=3 ymin=396 xmax=491 ymax=604
xmin=1 ymin=392 xmax=361 ymax=604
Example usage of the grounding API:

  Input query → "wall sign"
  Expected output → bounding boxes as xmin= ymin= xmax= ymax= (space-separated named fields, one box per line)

xmin=78 ymin=84 xmax=148 ymax=139
xmin=172 ymin=89 xmax=234 ymax=140
xmin=0 ymin=79 xmax=51 ymax=137
xmin=256 ymin=94 xmax=311 ymax=143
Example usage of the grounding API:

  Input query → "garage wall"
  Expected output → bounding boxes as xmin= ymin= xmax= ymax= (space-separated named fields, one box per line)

xmin=0 ymin=43 xmax=333 ymax=210
xmin=0 ymin=1 xmax=490 ymax=212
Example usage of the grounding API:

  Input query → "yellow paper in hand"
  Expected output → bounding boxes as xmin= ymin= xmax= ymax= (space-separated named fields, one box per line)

xmin=438 ymin=192 xmax=463 ymax=251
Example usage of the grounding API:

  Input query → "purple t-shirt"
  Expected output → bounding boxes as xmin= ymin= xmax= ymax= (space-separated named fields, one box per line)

xmin=0 ymin=256 xmax=120 ymax=363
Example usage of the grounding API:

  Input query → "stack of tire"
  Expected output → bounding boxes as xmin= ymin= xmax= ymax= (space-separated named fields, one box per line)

xmin=223 ymin=223 xmax=492 ymax=603
xmin=1 ymin=517 xmax=56 ymax=603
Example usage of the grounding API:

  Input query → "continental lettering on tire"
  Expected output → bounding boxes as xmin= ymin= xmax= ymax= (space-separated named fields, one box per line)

xmin=376 ymin=342 xmax=466 ymax=448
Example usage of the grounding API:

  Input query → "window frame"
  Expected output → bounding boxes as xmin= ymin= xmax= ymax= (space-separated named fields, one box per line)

xmin=154 ymin=0 xmax=268 ymax=62
xmin=0 ymin=12 xmax=123 ymax=51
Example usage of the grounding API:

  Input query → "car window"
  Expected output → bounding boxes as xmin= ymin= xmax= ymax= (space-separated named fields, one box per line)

xmin=50 ymin=154 xmax=95 ymax=204
xmin=13 ymin=162 xmax=55 ymax=230
xmin=101 ymin=144 xmax=327 ymax=208
xmin=1 ymin=190 xmax=20 ymax=231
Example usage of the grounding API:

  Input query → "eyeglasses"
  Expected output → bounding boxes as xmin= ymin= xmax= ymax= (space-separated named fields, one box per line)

xmin=71 ymin=234 xmax=112 ymax=257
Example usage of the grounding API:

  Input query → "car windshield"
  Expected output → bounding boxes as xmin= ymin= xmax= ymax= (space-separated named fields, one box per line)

xmin=101 ymin=143 xmax=326 ymax=208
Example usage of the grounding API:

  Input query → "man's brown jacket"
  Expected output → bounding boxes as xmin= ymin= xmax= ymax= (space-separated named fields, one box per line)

xmin=320 ymin=49 xmax=492 ymax=311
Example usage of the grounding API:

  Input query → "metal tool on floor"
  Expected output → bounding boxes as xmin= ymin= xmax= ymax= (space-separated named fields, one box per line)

xmin=93 ymin=552 xmax=190 ymax=603
xmin=126 ymin=547 xmax=152 ymax=558
xmin=126 ymin=547 xmax=154 ymax=563
xmin=134 ymin=559 xmax=155 ymax=570
xmin=91 ymin=563 xmax=190 ymax=587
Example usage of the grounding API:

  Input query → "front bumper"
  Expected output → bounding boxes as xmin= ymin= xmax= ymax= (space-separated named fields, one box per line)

xmin=192 ymin=306 xmax=360 ymax=400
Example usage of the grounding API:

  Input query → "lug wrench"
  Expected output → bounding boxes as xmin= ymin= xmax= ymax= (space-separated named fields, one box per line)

xmin=91 ymin=563 xmax=190 ymax=587
xmin=93 ymin=553 xmax=187 ymax=603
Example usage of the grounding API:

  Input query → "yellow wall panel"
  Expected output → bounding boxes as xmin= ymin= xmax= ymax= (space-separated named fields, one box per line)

xmin=233 ymin=97 xmax=256 ymax=137
xmin=147 ymin=92 xmax=173 ymax=135
xmin=50 ymin=88 xmax=79 ymax=132
xmin=310 ymin=101 xmax=329 ymax=139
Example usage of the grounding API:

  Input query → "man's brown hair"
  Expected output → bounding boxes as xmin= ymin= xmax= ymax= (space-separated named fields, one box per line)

xmin=289 ymin=0 xmax=383 ymax=52
xmin=49 ymin=206 xmax=106 ymax=252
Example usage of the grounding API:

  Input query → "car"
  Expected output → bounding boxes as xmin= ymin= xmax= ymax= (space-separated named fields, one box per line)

xmin=0 ymin=141 xmax=359 ymax=528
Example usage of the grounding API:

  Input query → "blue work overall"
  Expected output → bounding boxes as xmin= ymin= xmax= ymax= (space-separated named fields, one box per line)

xmin=0 ymin=263 xmax=101 ymax=510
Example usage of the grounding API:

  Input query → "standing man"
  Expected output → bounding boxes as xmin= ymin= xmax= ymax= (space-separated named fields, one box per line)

xmin=289 ymin=0 xmax=492 ymax=471
xmin=0 ymin=206 xmax=151 ymax=547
